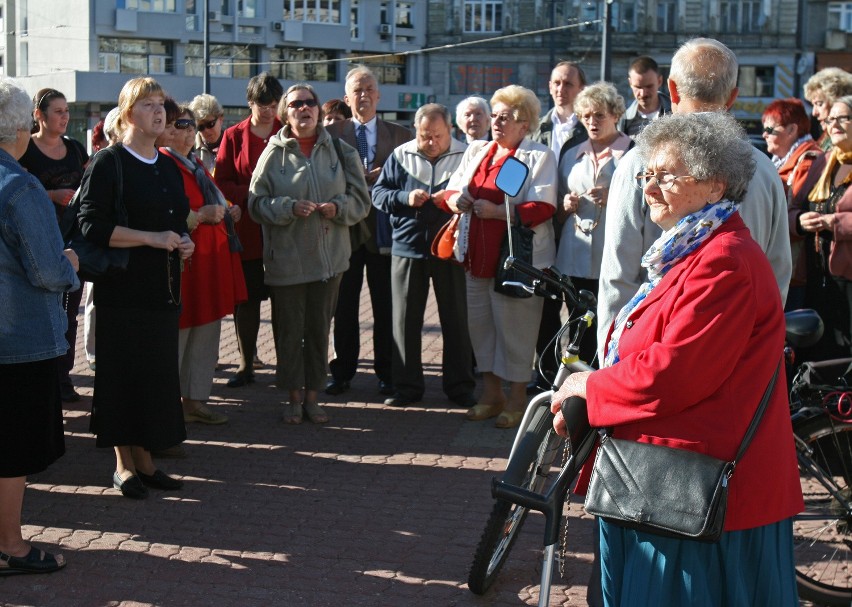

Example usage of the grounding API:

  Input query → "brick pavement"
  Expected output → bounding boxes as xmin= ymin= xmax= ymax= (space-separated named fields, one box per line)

xmin=4 ymin=287 xmax=596 ymax=607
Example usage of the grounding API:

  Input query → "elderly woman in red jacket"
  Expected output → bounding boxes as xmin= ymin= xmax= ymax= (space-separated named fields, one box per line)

xmin=552 ymin=112 xmax=803 ymax=606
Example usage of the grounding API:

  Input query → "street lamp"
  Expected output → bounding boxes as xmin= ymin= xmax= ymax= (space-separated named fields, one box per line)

xmin=600 ymin=0 xmax=613 ymax=81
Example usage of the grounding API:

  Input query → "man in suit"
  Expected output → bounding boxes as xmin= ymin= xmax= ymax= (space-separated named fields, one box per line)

xmin=617 ymin=55 xmax=672 ymax=139
xmin=529 ymin=61 xmax=589 ymax=391
xmin=325 ymin=66 xmax=413 ymax=396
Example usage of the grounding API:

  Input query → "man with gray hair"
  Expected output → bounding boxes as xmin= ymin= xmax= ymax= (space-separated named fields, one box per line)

xmin=598 ymin=38 xmax=791 ymax=361
xmin=455 ymin=96 xmax=490 ymax=143
xmin=371 ymin=104 xmax=475 ymax=408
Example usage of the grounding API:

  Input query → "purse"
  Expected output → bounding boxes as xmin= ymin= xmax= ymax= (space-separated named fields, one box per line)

xmin=431 ymin=214 xmax=460 ymax=261
xmin=583 ymin=360 xmax=780 ymax=543
xmin=494 ymin=206 xmax=535 ymax=298
xmin=60 ymin=146 xmax=129 ymax=283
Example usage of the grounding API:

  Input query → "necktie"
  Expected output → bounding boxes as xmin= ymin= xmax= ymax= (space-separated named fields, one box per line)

xmin=356 ymin=124 xmax=369 ymax=169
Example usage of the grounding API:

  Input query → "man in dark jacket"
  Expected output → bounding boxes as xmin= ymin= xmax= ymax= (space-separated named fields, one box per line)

xmin=325 ymin=66 xmax=412 ymax=397
xmin=617 ymin=55 xmax=672 ymax=139
xmin=372 ymin=104 xmax=475 ymax=408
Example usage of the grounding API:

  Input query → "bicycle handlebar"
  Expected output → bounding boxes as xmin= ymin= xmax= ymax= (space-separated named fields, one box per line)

xmin=503 ymin=256 xmax=597 ymax=313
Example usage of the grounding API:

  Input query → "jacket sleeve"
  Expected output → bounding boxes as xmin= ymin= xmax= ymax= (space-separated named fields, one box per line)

xmin=597 ymin=150 xmax=647 ymax=359
xmin=371 ymin=152 xmax=410 ymax=215
xmin=329 ymin=140 xmax=371 ymax=227
xmin=587 ymin=252 xmax=757 ymax=427
xmin=77 ymin=150 xmax=120 ymax=247
xmin=247 ymin=147 xmax=296 ymax=226
xmin=833 ymin=188 xmax=852 ymax=242
xmin=214 ymin=127 xmax=248 ymax=209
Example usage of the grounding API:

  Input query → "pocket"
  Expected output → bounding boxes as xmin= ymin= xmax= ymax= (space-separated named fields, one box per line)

xmin=637 ymin=434 xmax=707 ymax=455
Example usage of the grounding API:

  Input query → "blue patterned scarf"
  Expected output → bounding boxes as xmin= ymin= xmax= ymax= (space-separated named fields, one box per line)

xmin=604 ymin=200 xmax=739 ymax=367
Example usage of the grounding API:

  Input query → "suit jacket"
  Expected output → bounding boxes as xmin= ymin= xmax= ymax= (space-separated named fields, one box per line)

xmin=326 ymin=117 xmax=412 ymax=253
xmin=585 ymin=214 xmax=803 ymax=531
xmin=533 ymin=108 xmax=588 ymax=162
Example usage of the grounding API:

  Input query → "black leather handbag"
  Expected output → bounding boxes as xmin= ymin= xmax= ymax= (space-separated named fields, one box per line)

xmin=494 ymin=207 xmax=534 ymax=298
xmin=60 ymin=146 xmax=129 ymax=283
xmin=583 ymin=360 xmax=781 ymax=543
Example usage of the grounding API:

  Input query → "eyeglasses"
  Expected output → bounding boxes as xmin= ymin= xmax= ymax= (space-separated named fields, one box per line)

xmin=490 ymin=112 xmax=518 ymax=123
xmin=174 ymin=118 xmax=195 ymax=130
xmin=762 ymin=125 xmax=783 ymax=135
xmin=196 ymin=118 xmax=219 ymax=131
xmin=635 ymin=171 xmax=695 ymax=191
xmin=823 ymin=115 xmax=852 ymax=127
xmin=287 ymin=98 xmax=318 ymax=110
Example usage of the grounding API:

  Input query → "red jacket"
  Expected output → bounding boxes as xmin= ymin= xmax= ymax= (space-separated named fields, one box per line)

xmin=587 ymin=213 xmax=803 ymax=531
xmin=214 ymin=117 xmax=281 ymax=260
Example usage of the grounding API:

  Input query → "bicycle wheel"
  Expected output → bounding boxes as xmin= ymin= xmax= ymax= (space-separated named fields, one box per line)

xmin=793 ymin=414 xmax=852 ymax=606
xmin=468 ymin=401 xmax=563 ymax=595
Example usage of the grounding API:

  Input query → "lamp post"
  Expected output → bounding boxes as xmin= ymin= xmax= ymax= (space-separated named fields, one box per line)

xmin=600 ymin=0 xmax=613 ymax=81
xmin=202 ymin=0 xmax=211 ymax=94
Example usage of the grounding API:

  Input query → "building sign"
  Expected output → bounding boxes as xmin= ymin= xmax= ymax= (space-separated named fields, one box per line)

xmin=450 ymin=63 xmax=516 ymax=95
xmin=399 ymin=93 xmax=426 ymax=109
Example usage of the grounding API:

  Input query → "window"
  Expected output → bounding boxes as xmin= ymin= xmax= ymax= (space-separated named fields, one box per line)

xmin=464 ymin=0 xmax=502 ymax=33
xmin=828 ymin=2 xmax=852 ymax=32
xmin=98 ymin=38 xmax=173 ymax=74
xmin=614 ymin=1 xmax=636 ymax=32
xmin=185 ymin=44 xmax=254 ymax=79
xmin=350 ymin=0 xmax=360 ymax=38
xmin=283 ymin=0 xmax=342 ymax=23
xmin=720 ymin=1 xmax=761 ymax=33
xmin=240 ymin=0 xmax=257 ymax=18
xmin=450 ymin=62 xmax=516 ymax=95
xmin=396 ymin=1 xmax=413 ymax=27
xmin=581 ymin=1 xmax=599 ymax=32
xmin=269 ymin=48 xmax=335 ymax=81
xmin=656 ymin=0 xmax=676 ymax=32
xmin=738 ymin=66 xmax=774 ymax=97
xmin=348 ymin=53 xmax=406 ymax=84
xmin=123 ymin=0 xmax=177 ymax=11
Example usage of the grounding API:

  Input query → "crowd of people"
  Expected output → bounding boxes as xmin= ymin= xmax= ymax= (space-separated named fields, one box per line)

xmin=2 ymin=34 xmax=852 ymax=603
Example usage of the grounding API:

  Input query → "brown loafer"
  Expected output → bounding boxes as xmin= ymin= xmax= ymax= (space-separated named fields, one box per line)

xmin=466 ymin=403 xmax=504 ymax=421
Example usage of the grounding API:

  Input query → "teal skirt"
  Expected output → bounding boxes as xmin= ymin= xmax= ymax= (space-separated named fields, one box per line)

xmin=599 ymin=517 xmax=799 ymax=607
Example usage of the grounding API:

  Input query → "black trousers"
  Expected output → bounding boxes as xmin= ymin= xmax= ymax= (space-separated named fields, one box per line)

xmin=329 ymin=244 xmax=393 ymax=383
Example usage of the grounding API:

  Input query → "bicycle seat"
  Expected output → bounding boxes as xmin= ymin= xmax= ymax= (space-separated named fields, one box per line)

xmin=785 ymin=309 xmax=824 ymax=348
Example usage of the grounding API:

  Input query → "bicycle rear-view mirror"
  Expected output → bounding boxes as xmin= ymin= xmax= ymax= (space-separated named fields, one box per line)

xmin=495 ymin=156 xmax=529 ymax=198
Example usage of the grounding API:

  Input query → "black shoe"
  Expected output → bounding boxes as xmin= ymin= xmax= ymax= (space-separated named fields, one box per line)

xmin=112 ymin=472 xmax=148 ymax=499
xmin=450 ymin=393 xmax=477 ymax=409
xmin=137 ymin=470 xmax=183 ymax=490
xmin=226 ymin=371 xmax=255 ymax=388
xmin=325 ymin=378 xmax=350 ymax=395
xmin=384 ymin=393 xmax=419 ymax=407
xmin=377 ymin=380 xmax=395 ymax=396
xmin=60 ymin=384 xmax=81 ymax=402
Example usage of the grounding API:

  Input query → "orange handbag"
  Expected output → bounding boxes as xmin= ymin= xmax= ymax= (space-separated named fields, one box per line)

xmin=431 ymin=214 xmax=460 ymax=260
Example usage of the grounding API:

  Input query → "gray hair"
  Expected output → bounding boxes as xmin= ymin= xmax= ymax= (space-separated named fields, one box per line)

xmin=636 ymin=112 xmax=755 ymax=202
xmin=415 ymin=103 xmax=452 ymax=128
xmin=455 ymin=96 xmax=490 ymax=126
xmin=669 ymin=38 xmax=738 ymax=107
xmin=0 ymin=78 xmax=34 ymax=143
xmin=344 ymin=65 xmax=377 ymax=89
xmin=574 ymin=81 xmax=626 ymax=119
xmin=836 ymin=95 xmax=852 ymax=113
xmin=103 ymin=107 xmax=120 ymax=143
xmin=189 ymin=93 xmax=223 ymax=121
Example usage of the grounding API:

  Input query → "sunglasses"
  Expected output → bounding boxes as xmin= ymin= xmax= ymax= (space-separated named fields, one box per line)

xmin=174 ymin=118 xmax=195 ymax=130
xmin=287 ymin=98 xmax=318 ymax=110
xmin=196 ymin=118 xmax=219 ymax=131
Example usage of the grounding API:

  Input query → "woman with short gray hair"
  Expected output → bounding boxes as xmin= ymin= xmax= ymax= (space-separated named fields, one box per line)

xmin=0 ymin=77 xmax=78 ymax=575
xmin=455 ymin=96 xmax=490 ymax=143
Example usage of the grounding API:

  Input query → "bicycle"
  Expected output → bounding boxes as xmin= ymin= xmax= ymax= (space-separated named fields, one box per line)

xmin=468 ymin=257 xmax=852 ymax=607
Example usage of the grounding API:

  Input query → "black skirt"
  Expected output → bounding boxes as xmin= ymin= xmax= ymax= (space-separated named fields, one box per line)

xmin=90 ymin=306 xmax=186 ymax=450
xmin=0 ymin=357 xmax=65 ymax=477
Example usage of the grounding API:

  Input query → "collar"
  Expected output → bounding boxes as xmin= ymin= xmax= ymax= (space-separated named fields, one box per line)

xmin=552 ymin=110 xmax=577 ymax=129
xmin=573 ymin=133 xmax=631 ymax=160
xmin=355 ymin=116 xmax=377 ymax=135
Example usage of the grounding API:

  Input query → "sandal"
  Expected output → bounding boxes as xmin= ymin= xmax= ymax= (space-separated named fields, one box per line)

xmin=282 ymin=402 xmax=303 ymax=425
xmin=0 ymin=546 xmax=66 ymax=576
xmin=303 ymin=401 xmax=329 ymax=424
xmin=466 ymin=403 xmax=504 ymax=421
xmin=495 ymin=410 xmax=524 ymax=429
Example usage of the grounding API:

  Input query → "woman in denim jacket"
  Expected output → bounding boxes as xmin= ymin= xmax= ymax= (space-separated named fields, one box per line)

xmin=0 ymin=77 xmax=79 ymax=576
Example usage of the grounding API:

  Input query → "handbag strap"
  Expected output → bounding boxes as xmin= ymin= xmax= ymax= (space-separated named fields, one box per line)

xmin=105 ymin=145 xmax=125 ymax=224
xmin=730 ymin=358 xmax=781 ymax=470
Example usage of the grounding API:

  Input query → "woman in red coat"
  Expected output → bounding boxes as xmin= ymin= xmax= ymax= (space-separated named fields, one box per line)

xmin=214 ymin=72 xmax=282 ymax=388
xmin=552 ymin=112 xmax=803 ymax=606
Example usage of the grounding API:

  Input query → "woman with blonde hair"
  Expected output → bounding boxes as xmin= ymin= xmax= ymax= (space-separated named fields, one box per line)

xmin=441 ymin=85 xmax=558 ymax=428
xmin=77 ymin=77 xmax=194 ymax=499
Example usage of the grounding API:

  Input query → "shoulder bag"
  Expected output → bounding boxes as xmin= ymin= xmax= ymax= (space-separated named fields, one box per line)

xmin=61 ymin=145 xmax=129 ymax=283
xmin=583 ymin=360 xmax=781 ymax=543
xmin=431 ymin=213 xmax=460 ymax=261
xmin=494 ymin=206 xmax=534 ymax=299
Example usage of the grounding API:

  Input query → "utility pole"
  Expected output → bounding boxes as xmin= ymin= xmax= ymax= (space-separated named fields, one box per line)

xmin=203 ymin=0 xmax=211 ymax=94
xmin=600 ymin=0 xmax=613 ymax=81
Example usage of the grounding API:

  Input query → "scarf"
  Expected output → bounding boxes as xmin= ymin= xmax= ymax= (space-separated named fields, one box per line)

xmin=166 ymin=148 xmax=243 ymax=253
xmin=772 ymin=134 xmax=813 ymax=169
xmin=603 ymin=200 xmax=739 ymax=367
xmin=809 ymin=147 xmax=852 ymax=203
